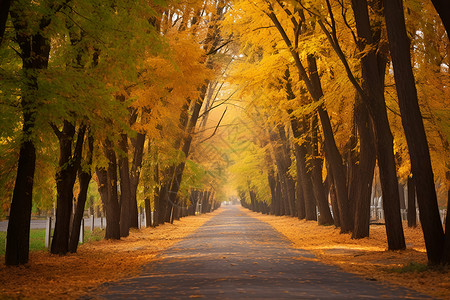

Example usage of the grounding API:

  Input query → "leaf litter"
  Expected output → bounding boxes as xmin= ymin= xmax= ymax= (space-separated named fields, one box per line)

xmin=0 ymin=210 xmax=220 ymax=299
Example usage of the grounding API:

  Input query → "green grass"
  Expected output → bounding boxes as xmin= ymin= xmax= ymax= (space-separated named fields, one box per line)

xmin=387 ymin=262 xmax=429 ymax=273
xmin=0 ymin=227 xmax=105 ymax=256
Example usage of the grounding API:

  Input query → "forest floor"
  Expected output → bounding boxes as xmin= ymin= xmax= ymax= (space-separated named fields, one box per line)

xmin=250 ymin=210 xmax=450 ymax=299
xmin=0 ymin=206 xmax=448 ymax=299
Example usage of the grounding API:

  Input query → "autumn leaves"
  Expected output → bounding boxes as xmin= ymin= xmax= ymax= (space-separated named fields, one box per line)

xmin=2 ymin=0 xmax=226 ymax=264
xmin=223 ymin=0 xmax=449 ymax=265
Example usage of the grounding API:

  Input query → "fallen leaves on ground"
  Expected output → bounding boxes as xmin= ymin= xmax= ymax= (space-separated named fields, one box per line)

xmin=248 ymin=208 xmax=450 ymax=299
xmin=0 ymin=211 xmax=219 ymax=299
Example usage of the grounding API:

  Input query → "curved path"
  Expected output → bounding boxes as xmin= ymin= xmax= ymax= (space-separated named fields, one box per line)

xmin=88 ymin=205 xmax=430 ymax=299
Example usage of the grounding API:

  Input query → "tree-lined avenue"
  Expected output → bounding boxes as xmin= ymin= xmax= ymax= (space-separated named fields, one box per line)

xmin=87 ymin=205 xmax=430 ymax=299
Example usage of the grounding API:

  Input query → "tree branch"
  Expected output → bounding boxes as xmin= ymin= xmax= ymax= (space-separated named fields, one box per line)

xmin=50 ymin=122 xmax=62 ymax=139
xmin=206 ymin=39 xmax=233 ymax=55
xmin=199 ymin=107 xmax=227 ymax=143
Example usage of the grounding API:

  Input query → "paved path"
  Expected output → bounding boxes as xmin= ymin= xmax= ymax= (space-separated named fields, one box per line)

xmin=87 ymin=205 xmax=430 ymax=299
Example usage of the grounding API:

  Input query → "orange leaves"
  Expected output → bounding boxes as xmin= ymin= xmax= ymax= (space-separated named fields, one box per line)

xmin=129 ymin=27 xmax=213 ymax=140
xmin=0 ymin=210 xmax=220 ymax=299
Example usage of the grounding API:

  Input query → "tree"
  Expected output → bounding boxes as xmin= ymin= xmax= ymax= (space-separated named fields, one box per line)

xmin=50 ymin=122 xmax=85 ymax=254
xmin=383 ymin=0 xmax=446 ymax=264
xmin=346 ymin=0 xmax=405 ymax=249
xmin=6 ymin=0 xmax=64 ymax=265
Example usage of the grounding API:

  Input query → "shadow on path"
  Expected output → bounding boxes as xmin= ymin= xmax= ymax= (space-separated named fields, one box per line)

xmin=85 ymin=205 xmax=431 ymax=299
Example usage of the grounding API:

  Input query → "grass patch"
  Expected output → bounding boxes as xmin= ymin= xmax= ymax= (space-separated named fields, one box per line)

xmin=387 ymin=262 xmax=428 ymax=273
xmin=0 ymin=227 xmax=105 ymax=255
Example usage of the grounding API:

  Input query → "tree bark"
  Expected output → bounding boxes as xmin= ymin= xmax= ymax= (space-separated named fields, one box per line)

xmin=294 ymin=143 xmax=316 ymax=220
xmin=352 ymin=95 xmax=376 ymax=239
xmin=97 ymin=140 xmax=121 ymax=239
xmin=118 ymin=133 xmax=132 ymax=237
xmin=275 ymin=176 xmax=285 ymax=216
xmin=328 ymin=169 xmax=341 ymax=227
xmin=51 ymin=122 xmax=85 ymax=255
xmin=306 ymin=55 xmax=351 ymax=232
xmin=5 ymin=138 xmax=35 ymax=265
xmin=295 ymin=177 xmax=306 ymax=219
xmin=351 ymin=0 xmax=406 ymax=250
xmin=129 ymin=132 xmax=146 ymax=228
xmin=269 ymin=126 xmax=295 ymax=217
xmin=309 ymin=115 xmax=334 ymax=225
xmin=407 ymin=175 xmax=417 ymax=227
xmin=383 ymin=0 xmax=444 ymax=263
xmin=268 ymin=169 xmax=280 ymax=215
xmin=69 ymin=134 xmax=93 ymax=253
xmin=6 ymin=4 xmax=51 ymax=265
xmin=278 ymin=125 xmax=297 ymax=216
xmin=289 ymin=117 xmax=307 ymax=220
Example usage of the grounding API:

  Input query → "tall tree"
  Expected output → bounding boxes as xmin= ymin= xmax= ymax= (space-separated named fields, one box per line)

xmin=50 ymin=122 xmax=85 ymax=254
xmin=266 ymin=5 xmax=352 ymax=232
xmin=383 ymin=0 xmax=446 ymax=264
xmin=346 ymin=0 xmax=405 ymax=249
xmin=5 ymin=0 xmax=63 ymax=265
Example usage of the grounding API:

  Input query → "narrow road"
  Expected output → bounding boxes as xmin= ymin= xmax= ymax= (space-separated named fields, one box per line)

xmin=88 ymin=205 xmax=429 ymax=299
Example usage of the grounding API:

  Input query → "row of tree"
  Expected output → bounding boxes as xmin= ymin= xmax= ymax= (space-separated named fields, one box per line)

xmin=0 ymin=0 xmax=448 ymax=268
xmin=224 ymin=0 xmax=449 ymax=265
xmin=1 ymin=0 xmax=229 ymax=265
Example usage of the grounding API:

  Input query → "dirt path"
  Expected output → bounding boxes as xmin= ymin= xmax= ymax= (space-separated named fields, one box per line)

xmin=86 ymin=205 xmax=430 ymax=299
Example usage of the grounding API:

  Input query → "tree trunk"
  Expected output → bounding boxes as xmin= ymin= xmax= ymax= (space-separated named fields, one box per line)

xmin=69 ymin=134 xmax=93 ymax=253
xmin=269 ymin=126 xmax=295 ymax=216
xmin=278 ymin=126 xmax=297 ymax=217
xmin=345 ymin=114 xmax=358 ymax=229
xmin=275 ymin=176 xmax=285 ymax=216
xmin=328 ymin=170 xmax=341 ymax=227
xmin=352 ymin=95 xmax=376 ymax=239
xmin=307 ymin=55 xmax=350 ymax=232
xmin=97 ymin=141 xmax=121 ymax=239
xmin=309 ymin=115 xmax=334 ymax=225
xmin=295 ymin=179 xmax=306 ymax=219
xmin=129 ymin=132 xmax=146 ymax=228
xmin=351 ymin=0 xmax=406 ymax=250
xmin=118 ymin=134 xmax=132 ymax=237
xmin=6 ymin=5 xmax=51 ymax=265
xmin=407 ymin=176 xmax=417 ymax=227
xmin=290 ymin=119 xmax=307 ymax=220
xmin=294 ymin=143 xmax=317 ymax=220
xmin=5 ymin=139 xmax=35 ymax=265
xmin=268 ymin=170 xmax=279 ymax=215
xmin=51 ymin=122 xmax=85 ymax=255
xmin=384 ymin=0 xmax=444 ymax=262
